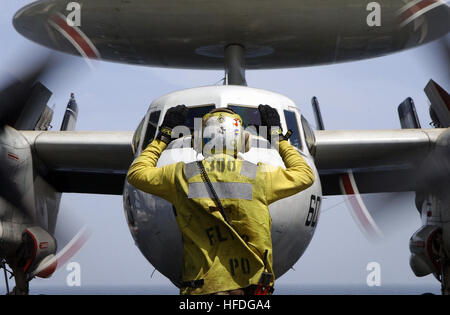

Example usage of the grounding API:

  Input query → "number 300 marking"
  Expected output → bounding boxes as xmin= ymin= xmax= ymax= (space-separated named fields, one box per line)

xmin=305 ymin=195 xmax=321 ymax=227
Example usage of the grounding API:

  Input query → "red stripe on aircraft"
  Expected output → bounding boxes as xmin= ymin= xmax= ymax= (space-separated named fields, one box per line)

xmin=23 ymin=229 xmax=38 ymax=273
xmin=55 ymin=230 xmax=90 ymax=268
xmin=50 ymin=15 xmax=99 ymax=59
xmin=7 ymin=152 xmax=19 ymax=161
xmin=341 ymin=173 xmax=378 ymax=239
xmin=398 ymin=0 xmax=442 ymax=24
xmin=33 ymin=227 xmax=90 ymax=278
xmin=36 ymin=228 xmax=90 ymax=278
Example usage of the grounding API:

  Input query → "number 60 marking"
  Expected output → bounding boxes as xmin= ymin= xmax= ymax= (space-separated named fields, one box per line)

xmin=305 ymin=195 xmax=321 ymax=227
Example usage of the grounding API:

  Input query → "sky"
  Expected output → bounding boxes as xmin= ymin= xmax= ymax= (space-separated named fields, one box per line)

xmin=1 ymin=0 xmax=449 ymax=294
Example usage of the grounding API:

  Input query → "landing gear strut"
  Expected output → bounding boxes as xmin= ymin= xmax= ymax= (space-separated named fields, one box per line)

xmin=1 ymin=259 xmax=29 ymax=295
xmin=1 ymin=259 xmax=11 ymax=294
xmin=9 ymin=264 xmax=29 ymax=295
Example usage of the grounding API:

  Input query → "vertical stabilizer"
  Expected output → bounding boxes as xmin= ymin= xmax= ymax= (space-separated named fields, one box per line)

xmin=398 ymin=97 xmax=421 ymax=129
xmin=425 ymin=80 xmax=450 ymax=128
xmin=311 ymin=97 xmax=325 ymax=130
xmin=14 ymin=82 xmax=52 ymax=130
xmin=60 ymin=93 xmax=78 ymax=131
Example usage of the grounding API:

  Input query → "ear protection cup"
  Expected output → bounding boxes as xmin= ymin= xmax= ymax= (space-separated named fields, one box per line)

xmin=244 ymin=131 xmax=252 ymax=153
xmin=192 ymin=128 xmax=202 ymax=153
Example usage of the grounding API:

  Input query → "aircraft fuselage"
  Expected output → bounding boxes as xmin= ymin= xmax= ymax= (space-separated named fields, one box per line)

xmin=123 ymin=85 xmax=322 ymax=285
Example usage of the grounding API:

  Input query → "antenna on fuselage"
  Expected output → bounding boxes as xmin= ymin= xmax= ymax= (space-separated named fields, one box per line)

xmin=224 ymin=44 xmax=247 ymax=86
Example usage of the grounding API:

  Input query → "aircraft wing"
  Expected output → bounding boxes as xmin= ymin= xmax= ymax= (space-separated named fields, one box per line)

xmin=21 ymin=128 xmax=446 ymax=196
xmin=315 ymin=128 xmax=446 ymax=195
xmin=21 ymin=131 xmax=134 ymax=195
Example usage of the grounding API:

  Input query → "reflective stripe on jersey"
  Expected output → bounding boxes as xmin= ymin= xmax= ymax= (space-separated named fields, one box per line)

xmin=127 ymin=139 xmax=315 ymax=295
xmin=188 ymin=182 xmax=253 ymax=200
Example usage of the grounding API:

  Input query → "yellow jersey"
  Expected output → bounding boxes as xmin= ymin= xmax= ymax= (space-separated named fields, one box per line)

xmin=127 ymin=139 xmax=314 ymax=294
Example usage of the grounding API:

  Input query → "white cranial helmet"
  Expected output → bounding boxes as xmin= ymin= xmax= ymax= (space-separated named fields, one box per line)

xmin=201 ymin=108 xmax=245 ymax=157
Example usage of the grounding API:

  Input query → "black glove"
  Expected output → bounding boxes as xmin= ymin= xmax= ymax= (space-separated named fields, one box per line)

xmin=157 ymin=105 xmax=189 ymax=144
xmin=258 ymin=104 xmax=290 ymax=143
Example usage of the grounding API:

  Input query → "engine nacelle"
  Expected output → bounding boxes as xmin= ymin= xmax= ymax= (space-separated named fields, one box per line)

xmin=409 ymin=225 xmax=441 ymax=277
xmin=22 ymin=226 xmax=57 ymax=278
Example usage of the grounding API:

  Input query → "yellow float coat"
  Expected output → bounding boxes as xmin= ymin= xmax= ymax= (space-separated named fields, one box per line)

xmin=127 ymin=139 xmax=314 ymax=294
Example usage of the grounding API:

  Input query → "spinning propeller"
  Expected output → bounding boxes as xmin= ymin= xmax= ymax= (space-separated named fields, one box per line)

xmin=343 ymin=37 xmax=450 ymax=241
xmin=0 ymin=54 xmax=90 ymax=284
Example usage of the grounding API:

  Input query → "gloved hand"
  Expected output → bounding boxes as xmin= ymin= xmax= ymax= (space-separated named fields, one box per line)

xmin=258 ymin=104 xmax=289 ymax=143
xmin=157 ymin=105 xmax=189 ymax=144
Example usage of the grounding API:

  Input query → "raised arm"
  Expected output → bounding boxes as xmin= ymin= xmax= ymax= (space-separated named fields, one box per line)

xmin=265 ymin=140 xmax=315 ymax=204
xmin=257 ymin=104 xmax=315 ymax=204
xmin=127 ymin=105 xmax=188 ymax=203
xmin=127 ymin=139 xmax=177 ymax=202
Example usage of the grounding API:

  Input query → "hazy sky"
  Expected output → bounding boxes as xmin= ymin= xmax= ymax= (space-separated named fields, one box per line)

xmin=1 ymin=1 xmax=449 ymax=294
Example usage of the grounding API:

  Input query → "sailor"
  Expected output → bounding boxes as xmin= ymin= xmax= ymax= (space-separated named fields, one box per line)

xmin=127 ymin=104 xmax=315 ymax=295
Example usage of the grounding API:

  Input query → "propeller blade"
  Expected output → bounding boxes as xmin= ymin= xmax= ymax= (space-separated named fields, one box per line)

xmin=339 ymin=171 xmax=417 ymax=242
xmin=30 ymin=225 xmax=91 ymax=278
xmin=0 ymin=52 xmax=83 ymax=129
xmin=0 ymin=52 xmax=91 ymax=275
xmin=0 ymin=57 xmax=55 ymax=127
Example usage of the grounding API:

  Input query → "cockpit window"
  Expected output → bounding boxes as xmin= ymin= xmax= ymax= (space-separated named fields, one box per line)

xmin=185 ymin=105 xmax=216 ymax=130
xmin=132 ymin=117 xmax=145 ymax=154
xmin=142 ymin=110 xmax=161 ymax=149
xmin=227 ymin=105 xmax=261 ymax=129
xmin=284 ymin=110 xmax=302 ymax=150
xmin=301 ymin=115 xmax=316 ymax=154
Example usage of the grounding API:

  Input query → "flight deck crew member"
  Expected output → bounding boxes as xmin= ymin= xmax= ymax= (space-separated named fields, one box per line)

xmin=127 ymin=104 xmax=315 ymax=295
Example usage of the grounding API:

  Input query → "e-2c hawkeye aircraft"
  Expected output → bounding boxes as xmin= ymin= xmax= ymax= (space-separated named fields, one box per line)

xmin=0 ymin=0 xmax=449 ymax=294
